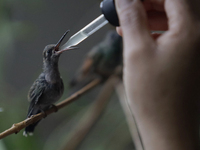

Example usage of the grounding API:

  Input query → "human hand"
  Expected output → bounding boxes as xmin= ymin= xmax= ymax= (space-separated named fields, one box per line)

xmin=115 ymin=0 xmax=200 ymax=149
xmin=117 ymin=0 xmax=167 ymax=36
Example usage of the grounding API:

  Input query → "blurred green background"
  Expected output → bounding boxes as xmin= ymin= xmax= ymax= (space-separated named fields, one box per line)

xmin=0 ymin=0 xmax=135 ymax=149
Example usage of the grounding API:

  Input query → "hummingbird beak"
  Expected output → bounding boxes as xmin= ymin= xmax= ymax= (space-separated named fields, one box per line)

xmin=56 ymin=46 xmax=79 ymax=55
xmin=55 ymin=30 xmax=70 ymax=51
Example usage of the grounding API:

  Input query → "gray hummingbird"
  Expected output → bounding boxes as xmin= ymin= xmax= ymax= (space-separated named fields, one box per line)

xmin=23 ymin=30 xmax=74 ymax=136
xmin=70 ymin=30 xmax=123 ymax=89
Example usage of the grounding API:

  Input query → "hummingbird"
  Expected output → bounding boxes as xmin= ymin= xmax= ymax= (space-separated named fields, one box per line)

xmin=23 ymin=30 xmax=74 ymax=136
xmin=70 ymin=30 xmax=123 ymax=89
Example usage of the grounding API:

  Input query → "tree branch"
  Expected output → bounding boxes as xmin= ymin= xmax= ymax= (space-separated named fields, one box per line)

xmin=0 ymin=78 xmax=101 ymax=139
xmin=60 ymin=76 xmax=120 ymax=150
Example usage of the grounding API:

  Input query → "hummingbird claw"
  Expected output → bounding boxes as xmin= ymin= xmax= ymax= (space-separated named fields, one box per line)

xmin=37 ymin=106 xmax=47 ymax=118
xmin=42 ymin=111 xmax=47 ymax=118
xmin=51 ymin=104 xmax=58 ymax=112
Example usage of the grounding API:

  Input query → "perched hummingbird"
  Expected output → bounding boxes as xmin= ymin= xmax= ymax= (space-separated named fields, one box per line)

xmin=70 ymin=30 xmax=123 ymax=88
xmin=23 ymin=30 xmax=74 ymax=136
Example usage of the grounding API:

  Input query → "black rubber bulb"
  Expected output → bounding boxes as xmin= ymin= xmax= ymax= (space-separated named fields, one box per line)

xmin=101 ymin=0 xmax=143 ymax=27
xmin=100 ymin=0 xmax=119 ymax=26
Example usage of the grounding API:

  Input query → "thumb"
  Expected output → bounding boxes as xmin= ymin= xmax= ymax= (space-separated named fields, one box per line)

xmin=115 ymin=0 xmax=151 ymax=48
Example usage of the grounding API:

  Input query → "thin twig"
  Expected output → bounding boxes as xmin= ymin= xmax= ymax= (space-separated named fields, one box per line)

xmin=0 ymin=78 xmax=101 ymax=140
xmin=60 ymin=76 xmax=120 ymax=150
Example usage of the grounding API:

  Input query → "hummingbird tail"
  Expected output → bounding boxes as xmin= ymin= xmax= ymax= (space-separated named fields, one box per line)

xmin=23 ymin=120 xmax=41 ymax=137
xmin=23 ymin=106 xmax=42 ymax=137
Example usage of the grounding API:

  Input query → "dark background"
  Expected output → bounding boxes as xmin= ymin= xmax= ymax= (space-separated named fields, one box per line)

xmin=0 ymin=0 xmax=135 ymax=149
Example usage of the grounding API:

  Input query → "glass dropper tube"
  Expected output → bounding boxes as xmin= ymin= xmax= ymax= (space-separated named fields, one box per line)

xmin=60 ymin=14 xmax=108 ymax=50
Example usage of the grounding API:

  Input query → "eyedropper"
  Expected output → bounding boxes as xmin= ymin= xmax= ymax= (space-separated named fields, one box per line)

xmin=60 ymin=0 xmax=118 ymax=50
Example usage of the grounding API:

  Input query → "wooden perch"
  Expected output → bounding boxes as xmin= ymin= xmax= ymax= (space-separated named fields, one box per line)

xmin=60 ymin=76 xmax=120 ymax=150
xmin=0 ymin=78 xmax=101 ymax=140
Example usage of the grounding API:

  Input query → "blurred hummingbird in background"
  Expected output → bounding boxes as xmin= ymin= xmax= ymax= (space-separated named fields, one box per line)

xmin=23 ymin=30 xmax=75 ymax=136
xmin=70 ymin=30 xmax=123 ymax=89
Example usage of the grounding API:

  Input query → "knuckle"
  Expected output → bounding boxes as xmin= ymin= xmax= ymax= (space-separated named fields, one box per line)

xmin=170 ymin=18 xmax=200 ymax=44
xmin=118 ymin=1 xmax=144 ymax=27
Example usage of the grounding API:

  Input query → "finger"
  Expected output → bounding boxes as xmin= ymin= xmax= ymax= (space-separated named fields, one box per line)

xmin=151 ymin=33 xmax=162 ymax=40
xmin=117 ymin=11 xmax=168 ymax=32
xmin=116 ymin=27 xmax=123 ymax=36
xmin=147 ymin=11 xmax=168 ymax=31
xmin=115 ymin=0 xmax=153 ymax=48
xmin=165 ymin=0 xmax=195 ymax=32
xmin=143 ymin=1 xmax=168 ymax=31
xmin=143 ymin=0 xmax=165 ymax=12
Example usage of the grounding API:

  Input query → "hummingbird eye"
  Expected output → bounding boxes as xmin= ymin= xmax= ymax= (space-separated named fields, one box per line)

xmin=43 ymin=45 xmax=56 ymax=59
xmin=46 ymin=49 xmax=52 ymax=56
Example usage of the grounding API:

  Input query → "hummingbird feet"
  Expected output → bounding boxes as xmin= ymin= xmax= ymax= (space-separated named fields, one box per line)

xmin=40 ymin=109 xmax=47 ymax=118
xmin=37 ymin=106 xmax=47 ymax=118
xmin=51 ymin=104 xmax=58 ymax=112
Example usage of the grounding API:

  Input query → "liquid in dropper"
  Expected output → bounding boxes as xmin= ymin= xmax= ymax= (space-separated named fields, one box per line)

xmin=61 ymin=14 xmax=108 ymax=49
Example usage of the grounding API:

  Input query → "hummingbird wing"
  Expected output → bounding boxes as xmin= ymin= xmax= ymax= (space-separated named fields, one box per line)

xmin=25 ymin=76 xmax=46 ymax=135
xmin=87 ymin=45 xmax=104 ymax=70
xmin=26 ymin=74 xmax=47 ymax=118
xmin=28 ymin=74 xmax=46 ymax=104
